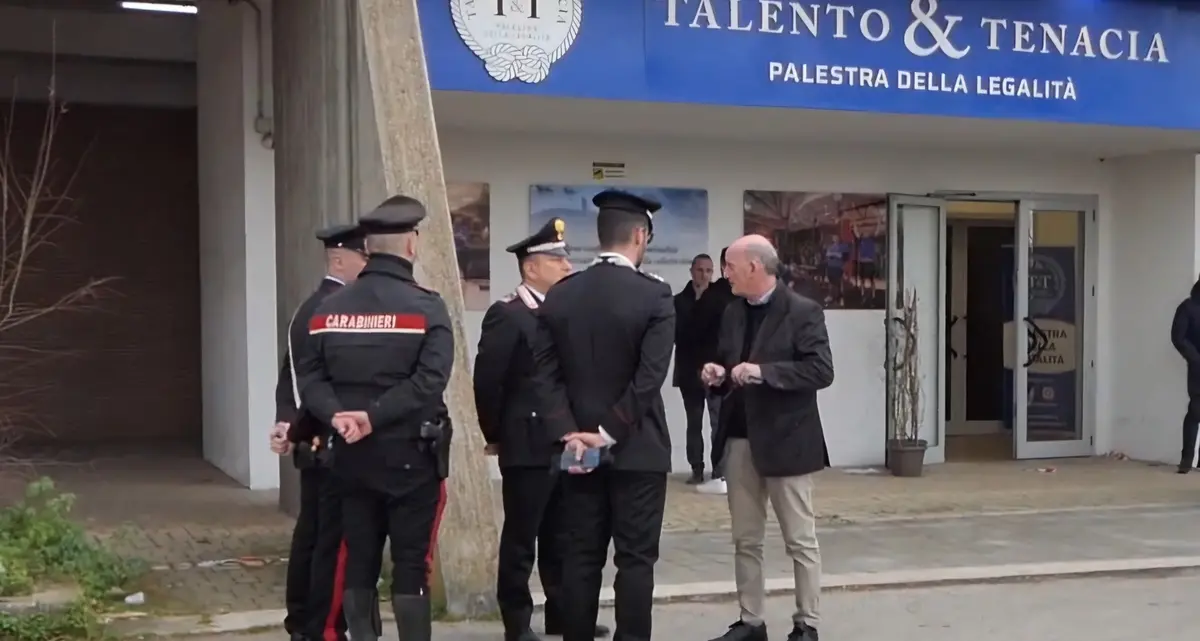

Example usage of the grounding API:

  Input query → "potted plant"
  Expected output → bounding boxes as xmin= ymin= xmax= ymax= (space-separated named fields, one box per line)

xmin=886 ymin=288 xmax=928 ymax=477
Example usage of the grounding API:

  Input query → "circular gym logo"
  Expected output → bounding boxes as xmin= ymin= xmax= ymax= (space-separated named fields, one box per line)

xmin=1028 ymin=253 xmax=1066 ymax=317
xmin=451 ymin=0 xmax=583 ymax=84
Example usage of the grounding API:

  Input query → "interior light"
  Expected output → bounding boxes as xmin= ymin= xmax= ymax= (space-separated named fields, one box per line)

xmin=120 ymin=1 xmax=198 ymax=14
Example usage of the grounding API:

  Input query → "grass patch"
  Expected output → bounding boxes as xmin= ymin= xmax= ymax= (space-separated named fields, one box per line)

xmin=0 ymin=478 xmax=146 ymax=641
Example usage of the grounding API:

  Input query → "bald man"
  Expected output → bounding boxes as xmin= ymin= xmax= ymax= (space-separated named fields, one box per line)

xmin=700 ymin=235 xmax=834 ymax=641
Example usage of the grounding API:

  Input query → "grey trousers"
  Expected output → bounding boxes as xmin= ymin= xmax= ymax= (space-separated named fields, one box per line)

xmin=724 ymin=438 xmax=821 ymax=627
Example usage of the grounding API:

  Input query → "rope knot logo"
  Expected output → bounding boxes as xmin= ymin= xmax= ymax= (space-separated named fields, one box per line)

xmin=452 ymin=0 xmax=583 ymax=84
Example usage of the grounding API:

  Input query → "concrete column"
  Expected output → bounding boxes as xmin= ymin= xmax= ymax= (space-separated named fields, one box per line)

xmin=1107 ymin=152 xmax=1200 ymax=462
xmin=197 ymin=0 xmax=279 ymax=489
xmin=348 ymin=1 xmax=387 ymax=214
xmin=272 ymin=0 xmax=355 ymax=513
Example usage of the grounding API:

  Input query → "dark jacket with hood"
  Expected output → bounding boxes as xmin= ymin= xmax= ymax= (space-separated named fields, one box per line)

xmin=1172 ymin=280 xmax=1200 ymax=395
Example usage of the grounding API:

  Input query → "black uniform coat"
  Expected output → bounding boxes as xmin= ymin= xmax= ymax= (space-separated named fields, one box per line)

xmin=296 ymin=254 xmax=454 ymax=494
xmin=275 ymin=277 xmax=345 ymax=447
xmin=474 ymin=285 xmax=555 ymax=469
xmin=715 ymin=281 xmax=834 ymax=478
xmin=532 ymin=256 xmax=675 ymax=472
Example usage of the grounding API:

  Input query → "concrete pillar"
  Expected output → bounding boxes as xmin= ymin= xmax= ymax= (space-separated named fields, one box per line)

xmin=1107 ymin=152 xmax=1200 ymax=462
xmin=272 ymin=0 xmax=355 ymax=513
xmin=197 ymin=0 xmax=279 ymax=489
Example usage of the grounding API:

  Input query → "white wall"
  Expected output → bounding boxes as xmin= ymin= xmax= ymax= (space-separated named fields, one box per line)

xmin=1106 ymin=153 xmax=1200 ymax=463
xmin=440 ymin=130 xmax=1114 ymax=469
xmin=198 ymin=0 xmax=278 ymax=489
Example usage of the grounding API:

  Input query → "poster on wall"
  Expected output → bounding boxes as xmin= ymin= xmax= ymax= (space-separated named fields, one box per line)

xmin=448 ymin=182 xmax=491 ymax=311
xmin=742 ymin=190 xmax=886 ymax=310
xmin=1000 ymin=245 xmax=1079 ymax=437
xmin=528 ymin=184 xmax=709 ymax=270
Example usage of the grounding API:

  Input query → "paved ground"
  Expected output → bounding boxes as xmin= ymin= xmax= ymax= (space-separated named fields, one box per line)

xmin=122 ymin=503 xmax=1200 ymax=616
xmin=6 ymin=445 xmax=1200 ymax=615
xmin=183 ymin=571 xmax=1200 ymax=641
xmin=524 ymin=503 xmax=1200 ymax=591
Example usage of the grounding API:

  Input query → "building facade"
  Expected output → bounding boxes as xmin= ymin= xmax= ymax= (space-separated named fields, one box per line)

xmin=3 ymin=0 xmax=1199 ymax=490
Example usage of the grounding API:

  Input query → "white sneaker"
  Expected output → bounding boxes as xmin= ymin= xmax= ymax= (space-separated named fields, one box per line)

xmin=696 ymin=477 xmax=728 ymax=495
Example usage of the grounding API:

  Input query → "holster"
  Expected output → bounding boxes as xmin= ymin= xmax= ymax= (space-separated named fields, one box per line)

xmin=291 ymin=436 xmax=334 ymax=470
xmin=419 ymin=418 xmax=453 ymax=480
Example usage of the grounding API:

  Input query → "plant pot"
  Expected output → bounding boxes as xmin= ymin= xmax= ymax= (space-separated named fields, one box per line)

xmin=886 ymin=439 xmax=928 ymax=478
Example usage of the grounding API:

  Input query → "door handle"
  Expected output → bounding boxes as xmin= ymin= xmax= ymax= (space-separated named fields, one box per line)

xmin=1022 ymin=316 xmax=1049 ymax=367
xmin=946 ymin=314 xmax=967 ymax=360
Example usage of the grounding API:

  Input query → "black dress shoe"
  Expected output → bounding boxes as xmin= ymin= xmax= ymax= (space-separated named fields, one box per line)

xmin=708 ymin=621 xmax=768 ymax=641
xmin=1179 ymin=466 xmax=1191 ymax=474
xmin=686 ymin=470 xmax=705 ymax=485
xmin=785 ymin=623 xmax=818 ymax=641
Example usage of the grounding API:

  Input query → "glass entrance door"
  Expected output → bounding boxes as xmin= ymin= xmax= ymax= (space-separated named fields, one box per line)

xmin=1009 ymin=202 xmax=1093 ymax=459
xmin=886 ymin=196 xmax=946 ymax=465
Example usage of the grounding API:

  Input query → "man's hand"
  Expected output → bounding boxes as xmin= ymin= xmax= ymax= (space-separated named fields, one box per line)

xmin=332 ymin=411 xmax=372 ymax=444
xmin=269 ymin=422 xmax=292 ymax=455
xmin=341 ymin=411 xmax=373 ymax=443
xmin=562 ymin=432 xmax=609 ymax=474
xmin=485 ymin=444 xmax=500 ymax=456
xmin=731 ymin=362 xmax=763 ymax=386
xmin=331 ymin=415 xmax=358 ymax=443
xmin=701 ymin=362 xmax=726 ymax=387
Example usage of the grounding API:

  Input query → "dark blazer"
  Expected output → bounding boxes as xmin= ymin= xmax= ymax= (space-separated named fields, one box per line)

xmin=473 ymin=289 xmax=556 ymax=468
xmin=672 ymin=282 xmax=704 ymax=389
xmin=692 ymin=278 xmax=735 ymax=367
xmin=715 ymin=281 xmax=834 ymax=477
xmin=532 ymin=261 xmax=675 ymax=473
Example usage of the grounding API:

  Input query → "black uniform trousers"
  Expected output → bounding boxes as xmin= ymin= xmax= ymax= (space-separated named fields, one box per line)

xmin=285 ymin=467 xmax=348 ymax=641
xmin=341 ymin=472 xmax=447 ymax=596
xmin=559 ymin=469 xmax=667 ymax=641
xmin=1182 ymin=395 xmax=1200 ymax=470
xmin=497 ymin=467 xmax=563 ymax=623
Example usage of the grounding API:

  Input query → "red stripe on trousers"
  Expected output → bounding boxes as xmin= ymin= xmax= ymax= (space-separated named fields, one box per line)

xmin=425 ymin=482 xmax=448 ymax=585
xmin=323 ymin=540 xmax=349 ymax=641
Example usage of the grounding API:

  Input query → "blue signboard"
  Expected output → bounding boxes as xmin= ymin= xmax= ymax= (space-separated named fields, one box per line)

xmin=424 ymin=0 xmax=1200 ymax=129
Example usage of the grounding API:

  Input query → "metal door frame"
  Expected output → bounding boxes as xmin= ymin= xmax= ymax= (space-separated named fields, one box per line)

xmin=886 ymin=195 xmax=948 ymax=465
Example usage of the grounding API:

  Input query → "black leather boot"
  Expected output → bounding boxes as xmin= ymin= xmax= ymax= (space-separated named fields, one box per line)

xmin=342 ymin=589 xmax=382 ymax=641
xmin=392 ymin=594 xmax=432 ymax=641
xmin=502 ymin=607 xmax=541 ymax=641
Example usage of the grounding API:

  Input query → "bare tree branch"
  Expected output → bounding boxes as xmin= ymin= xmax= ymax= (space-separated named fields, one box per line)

xmin=0 ymin=53 xmax=117 ymax=463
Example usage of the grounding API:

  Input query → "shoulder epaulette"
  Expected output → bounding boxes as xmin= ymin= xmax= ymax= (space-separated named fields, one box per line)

xmin=498 ymin=292 xmax=517 ymax=303
xmin=638 ymin=269 xmax=665 ymax=283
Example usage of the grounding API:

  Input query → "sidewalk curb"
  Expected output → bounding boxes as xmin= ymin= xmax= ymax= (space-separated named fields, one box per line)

xmin=111 ymin=556 xmax=1200 ymax=637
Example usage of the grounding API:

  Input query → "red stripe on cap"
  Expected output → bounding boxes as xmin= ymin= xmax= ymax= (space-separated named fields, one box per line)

xmin=308 ymin=313 xmax=427 ymax=334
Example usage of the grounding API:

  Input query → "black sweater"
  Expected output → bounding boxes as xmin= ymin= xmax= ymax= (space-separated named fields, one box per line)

xmin=724 ymin=300 xmax=769 ymax=439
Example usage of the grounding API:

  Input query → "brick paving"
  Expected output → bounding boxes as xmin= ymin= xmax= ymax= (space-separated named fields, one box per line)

xmin=4 ymin=445 xmax=1200 ymax=615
